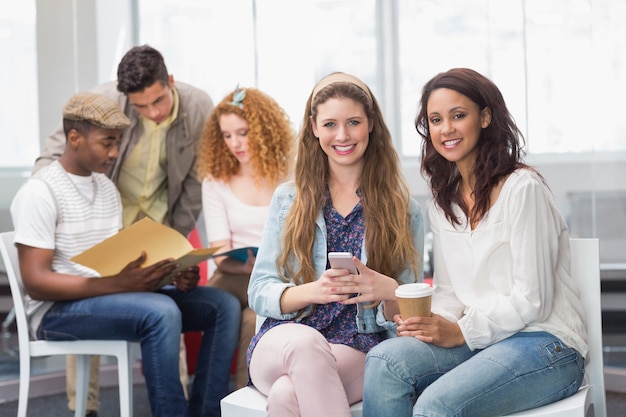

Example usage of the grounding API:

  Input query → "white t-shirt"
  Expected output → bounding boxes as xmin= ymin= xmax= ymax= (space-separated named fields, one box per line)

xmin=201 ymin=178 xmax=270 ymax=248
xmin=430 ymin=168 xmax=588 ymax=358
xmin=11 ymin=161 xmax=122 ymax=337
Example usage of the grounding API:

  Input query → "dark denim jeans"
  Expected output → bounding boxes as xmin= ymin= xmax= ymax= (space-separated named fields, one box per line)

xmin=38 ymin=285 xmax=241 ymax=417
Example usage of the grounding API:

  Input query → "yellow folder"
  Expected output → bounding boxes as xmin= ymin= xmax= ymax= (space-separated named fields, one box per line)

xmin=71 ymin=217 xmax=221 ymax=287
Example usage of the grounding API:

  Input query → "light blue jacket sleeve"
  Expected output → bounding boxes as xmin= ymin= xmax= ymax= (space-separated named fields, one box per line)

xmin=248 ymin=183 xmax=300 ymax=320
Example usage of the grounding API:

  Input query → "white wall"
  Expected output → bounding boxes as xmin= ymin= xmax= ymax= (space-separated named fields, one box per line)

xmin=35 ymin=0 xmax=135 ymax=143
xmin=0 ymin=0 xmax=136 ymax=268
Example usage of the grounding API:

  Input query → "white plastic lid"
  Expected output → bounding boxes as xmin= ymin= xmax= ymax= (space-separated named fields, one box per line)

xmin=395 ymin=282 xmax=436 ymax=298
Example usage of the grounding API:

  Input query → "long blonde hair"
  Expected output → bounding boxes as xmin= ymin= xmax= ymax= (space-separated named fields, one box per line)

xmin=278 ymin=73 xmax=420 ymax=287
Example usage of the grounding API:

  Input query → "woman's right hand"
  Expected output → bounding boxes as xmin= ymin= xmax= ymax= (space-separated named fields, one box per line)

xmin=279 ymin=268 xmax=354 ymax=313
xmin=395 ymin=313 xmax=466 ymax=348
xmin=243 ymin=249 xmax=256 ymax=273
xmin=310 ymin=268 xmax=357 ymax=304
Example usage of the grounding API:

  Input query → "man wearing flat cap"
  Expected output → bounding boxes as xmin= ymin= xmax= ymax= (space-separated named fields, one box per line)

xmin=33 ymin=45 xmax=217 ymax=416
xmin=10 ymin=92 xmax=240 ymax=417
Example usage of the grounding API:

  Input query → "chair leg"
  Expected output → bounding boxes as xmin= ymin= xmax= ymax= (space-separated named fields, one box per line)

xmin=17 ymin=354 xmax=31 ymax=417
xmin=117 ymin=344 xmax=134 ymax=417
xmin=74 ymin=355 xmax=90 ymax=417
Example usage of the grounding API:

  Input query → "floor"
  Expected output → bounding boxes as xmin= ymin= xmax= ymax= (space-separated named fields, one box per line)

xmin=2 ymin=295 xmax=626 ymax=416
xmin=1 ymin=332 xmax=626 ymax=416
xmin=0 ymin=382 xmax=625 ymax=417
xmin=0 ymin=382 xmax=152 ymax=417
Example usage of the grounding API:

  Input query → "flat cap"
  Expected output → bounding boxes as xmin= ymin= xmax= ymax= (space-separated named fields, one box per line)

xmin=63 ymin=92 xmax=130 ymax=130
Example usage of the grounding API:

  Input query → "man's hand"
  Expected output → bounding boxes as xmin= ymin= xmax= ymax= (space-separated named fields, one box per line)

xmin=171 ymin=265 xmax=201 ymax=291
xmin=116 ymin=252 xmax=177 ymax=292
xmin=17 ymin=245 xmax=178 ymax=300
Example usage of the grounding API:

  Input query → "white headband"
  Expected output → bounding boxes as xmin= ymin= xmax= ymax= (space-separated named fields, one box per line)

xmin=311 ymin=72 xmax=372 ymax=105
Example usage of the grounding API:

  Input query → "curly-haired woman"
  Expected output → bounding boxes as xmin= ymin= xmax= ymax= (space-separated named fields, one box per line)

xmin=196 ymin=86 xmax=294 ymax=388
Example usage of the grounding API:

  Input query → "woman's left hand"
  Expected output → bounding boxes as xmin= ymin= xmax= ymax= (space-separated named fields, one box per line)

xmin=172 ymin=265 xmax=201 ymax=292
xmin=395 ymin=313 xmax=465 ymax=348
xmin=339 ymin=257 xmax=398 ymax=305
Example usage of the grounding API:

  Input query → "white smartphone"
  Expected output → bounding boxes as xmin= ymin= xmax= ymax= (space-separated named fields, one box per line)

xmin=328 ymin=252 xmax=358 ymax=274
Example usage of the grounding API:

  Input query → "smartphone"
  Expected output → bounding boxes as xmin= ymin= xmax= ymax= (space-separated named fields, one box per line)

xmin=328 ymin=252 xmax=358 ymax=274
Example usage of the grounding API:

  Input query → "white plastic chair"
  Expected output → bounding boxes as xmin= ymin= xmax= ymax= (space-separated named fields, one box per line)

xmin=0 ymin=231 xmax=138 ymax=417
xmin=220 ymin=239 xmax=606 ymax=417
xmin=502 ymin=238 xmax=606 ymax=417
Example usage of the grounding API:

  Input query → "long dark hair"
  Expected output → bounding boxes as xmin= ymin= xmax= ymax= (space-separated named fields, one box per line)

xmin=416 ymin=68 xmax=530 ymax=226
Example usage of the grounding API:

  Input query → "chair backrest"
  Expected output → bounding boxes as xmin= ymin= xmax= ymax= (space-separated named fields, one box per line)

xmin=0 ymin=231 xmax=33 ymax=354
xmin=569 ymin=238 xmax=606 ymax=417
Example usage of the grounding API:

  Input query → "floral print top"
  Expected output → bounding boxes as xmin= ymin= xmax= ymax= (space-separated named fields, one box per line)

xmin=246 ymin=190 xmax=387 ymax=368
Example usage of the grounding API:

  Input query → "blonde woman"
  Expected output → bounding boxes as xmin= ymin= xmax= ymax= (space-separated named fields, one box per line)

xmin=246 ymin=72 xmax=424 ymax=416
xmin=363 ymin=68 xmax=586 ymax=417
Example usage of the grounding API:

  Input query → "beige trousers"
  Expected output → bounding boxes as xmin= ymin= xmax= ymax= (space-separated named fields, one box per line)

xmin=66 ymin=355 xmax=100 ymax=412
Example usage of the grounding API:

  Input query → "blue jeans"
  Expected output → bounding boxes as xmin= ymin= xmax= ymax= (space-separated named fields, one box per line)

xmin=38 ymin=285 xmax=241 ymax=417
xmin=363 ymin=332 xmax=584 ymax=417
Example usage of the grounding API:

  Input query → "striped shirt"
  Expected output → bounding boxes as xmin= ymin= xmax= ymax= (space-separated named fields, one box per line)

xmin=11 ymin=161 xmax=121 ymax=337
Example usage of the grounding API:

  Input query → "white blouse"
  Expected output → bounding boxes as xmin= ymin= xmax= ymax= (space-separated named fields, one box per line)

xmin=429 ymin=168 xmax=588 ymax=358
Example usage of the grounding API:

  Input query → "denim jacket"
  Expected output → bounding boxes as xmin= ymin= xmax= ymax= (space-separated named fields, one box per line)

xmin=248 ymin=182 xmax=424 ymax=335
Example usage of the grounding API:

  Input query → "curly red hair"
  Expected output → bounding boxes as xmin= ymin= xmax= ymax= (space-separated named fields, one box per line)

xmin=197 ymin=87 xmax=295 ymax=185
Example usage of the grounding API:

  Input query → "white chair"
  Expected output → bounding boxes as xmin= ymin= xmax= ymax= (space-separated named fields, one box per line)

xmin=221 ymin=239 xmax=606 ymax=417
xmin=0 ymin=231 xmax=138 ymax=417
xmin=221 ymin=385 xmax=364 ymax=417
xmin=502 ymin=238 xmax=606 ymax=417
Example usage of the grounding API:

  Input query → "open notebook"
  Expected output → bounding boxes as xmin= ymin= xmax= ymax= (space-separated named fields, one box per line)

xmin=214 ymin=246 xmax=258 ymax=263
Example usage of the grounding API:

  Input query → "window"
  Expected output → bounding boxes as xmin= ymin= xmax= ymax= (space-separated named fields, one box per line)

xmin=138 ymin=0 xmax=626 ymax=158
xmin=137 ymin=0 xmax=378 ymax=134
xmin=0 ymin=1 xmax=38 ymax=168
xmin=398 ymin=0 xmax=626 ymax=156
xmin=397 ymin=0 xmax=526 ymax=156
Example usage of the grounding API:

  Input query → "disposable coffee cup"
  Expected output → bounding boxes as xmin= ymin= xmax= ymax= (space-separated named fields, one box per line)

xmin=395 ymin=283 xmax=436 ymax=318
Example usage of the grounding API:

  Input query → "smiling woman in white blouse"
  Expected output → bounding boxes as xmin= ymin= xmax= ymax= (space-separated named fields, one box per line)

xmin=363 ymin=68 xmax=588 ymax=417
